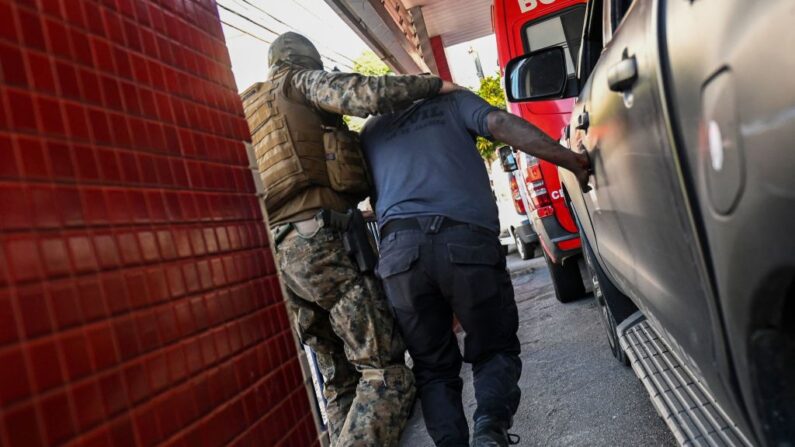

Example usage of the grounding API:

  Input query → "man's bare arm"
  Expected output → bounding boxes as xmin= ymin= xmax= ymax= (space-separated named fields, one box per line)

xmin=487 ymin=110 xmax=592 ymax=191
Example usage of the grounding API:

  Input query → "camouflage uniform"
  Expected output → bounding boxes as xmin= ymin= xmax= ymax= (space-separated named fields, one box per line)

xmin=248 ymin=32 xmax=443 ymax=446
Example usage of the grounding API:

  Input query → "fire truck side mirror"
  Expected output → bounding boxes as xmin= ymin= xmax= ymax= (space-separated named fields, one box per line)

xmin=498 ymin=146 xmax=518 ymax=173
xmin=505 ymin=47 xmax=573 ymax=102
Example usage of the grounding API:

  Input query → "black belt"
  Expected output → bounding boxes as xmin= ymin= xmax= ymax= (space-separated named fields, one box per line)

xmin=381 ymin=216 xmax=467 ymax=238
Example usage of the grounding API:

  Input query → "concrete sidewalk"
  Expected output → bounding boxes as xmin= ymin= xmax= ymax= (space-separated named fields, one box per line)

xmin=398 ymin=254 xmax=674 ymax=446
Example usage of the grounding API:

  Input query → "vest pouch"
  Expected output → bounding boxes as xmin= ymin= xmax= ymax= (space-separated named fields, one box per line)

xmin=323 ymin=128 xmax=371 ymax=199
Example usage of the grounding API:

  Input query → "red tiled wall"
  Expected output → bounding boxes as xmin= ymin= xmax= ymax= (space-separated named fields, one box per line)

xmin=0 ymin=0 xmax=317 ymax=446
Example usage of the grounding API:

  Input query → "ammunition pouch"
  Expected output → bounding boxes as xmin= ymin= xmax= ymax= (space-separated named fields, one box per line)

xmin=323 ymin=128 xmax=372 ymax=202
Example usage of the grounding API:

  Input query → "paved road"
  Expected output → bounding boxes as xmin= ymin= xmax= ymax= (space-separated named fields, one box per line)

xmin=399 ymin=254 xmax=676 ymax=446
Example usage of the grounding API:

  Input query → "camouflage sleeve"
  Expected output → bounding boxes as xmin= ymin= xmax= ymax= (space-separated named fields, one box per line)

xmin=291 ymin=69 xmax=443 ymax=118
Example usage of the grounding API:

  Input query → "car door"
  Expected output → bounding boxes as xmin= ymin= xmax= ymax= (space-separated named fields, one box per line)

xmin=566 ymin=0 xmax=636 ymax=293
xmin=575 ymin=0 xmax=722 ymax=388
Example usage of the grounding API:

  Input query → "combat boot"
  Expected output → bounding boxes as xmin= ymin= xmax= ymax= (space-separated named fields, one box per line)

xmin=470 ymin=417 xmax=520 ymax=447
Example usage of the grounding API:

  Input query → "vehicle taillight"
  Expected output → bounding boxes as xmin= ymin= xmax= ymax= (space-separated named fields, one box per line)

xmin=509 ymin=175 xmax=526 ymax=215
xmin=525 ymin=156 xmax=554 ymax=218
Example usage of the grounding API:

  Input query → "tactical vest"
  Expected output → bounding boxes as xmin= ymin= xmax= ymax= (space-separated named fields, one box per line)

xmin=242 ymin=68 xmax=371 ymax=213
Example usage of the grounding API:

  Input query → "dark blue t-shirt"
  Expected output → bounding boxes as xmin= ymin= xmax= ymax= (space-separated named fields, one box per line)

xmin=360 ymin=90 xmax=501 ymax=233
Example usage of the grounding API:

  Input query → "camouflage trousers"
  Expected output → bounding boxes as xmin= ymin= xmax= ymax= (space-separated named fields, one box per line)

xmin=276 ymin=226 xmax=416 ymax=446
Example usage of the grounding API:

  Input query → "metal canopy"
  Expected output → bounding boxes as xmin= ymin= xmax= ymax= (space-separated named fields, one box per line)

xmin=403 ymin=0 xmax=494 ymax=47
xmin=324 ymin=0 xmax=494 ymax=74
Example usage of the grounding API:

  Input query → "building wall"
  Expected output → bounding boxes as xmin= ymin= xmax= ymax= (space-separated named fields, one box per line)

xmin=0 ymin=0 xmax=316 ymax=445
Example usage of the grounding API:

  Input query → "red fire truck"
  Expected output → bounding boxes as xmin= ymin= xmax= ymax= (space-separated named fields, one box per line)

xmin=492 ymin=0 xmax=588 ymax=302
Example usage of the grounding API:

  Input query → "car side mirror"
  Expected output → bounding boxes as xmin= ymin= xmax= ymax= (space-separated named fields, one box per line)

xmin=498 ymin=146 xmax=518 ymax=172
xmin=505 ymin=47 xmax=573 ymax=102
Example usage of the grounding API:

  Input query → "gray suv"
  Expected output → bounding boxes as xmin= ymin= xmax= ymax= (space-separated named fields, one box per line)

xmin=505 ymin=0 xmax=794 ymax=445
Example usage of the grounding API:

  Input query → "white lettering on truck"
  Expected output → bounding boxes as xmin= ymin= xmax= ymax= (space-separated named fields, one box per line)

xmin=550 ymin=189 xmax=563 ymax=201
xmin=518 ymin=0 xmax=556 ymax=13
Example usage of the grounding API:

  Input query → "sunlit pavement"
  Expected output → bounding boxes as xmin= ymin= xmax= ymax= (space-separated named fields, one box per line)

xmin=399 ymin=253 xmax=676 ymax=446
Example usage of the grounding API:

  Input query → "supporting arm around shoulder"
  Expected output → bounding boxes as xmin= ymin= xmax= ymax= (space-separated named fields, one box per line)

xmin=292 ymin=70 xmax=454 ymax=118
xmin=487 ymin=110 xmax=592 ymax=192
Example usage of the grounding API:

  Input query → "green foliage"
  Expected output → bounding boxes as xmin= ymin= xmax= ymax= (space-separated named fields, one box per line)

xmin=474 ymin=74 xmax=507 ymax=161
xmin=352 ymin=51 xmax=392 ymax=76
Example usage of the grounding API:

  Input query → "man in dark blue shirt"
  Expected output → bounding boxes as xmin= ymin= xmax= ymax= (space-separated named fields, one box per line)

xmin=361 ymin=91 xmax=590 ymax=447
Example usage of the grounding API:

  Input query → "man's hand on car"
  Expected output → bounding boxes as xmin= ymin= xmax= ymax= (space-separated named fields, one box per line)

xmin=572 ymin=145 xmax=593 ymax=193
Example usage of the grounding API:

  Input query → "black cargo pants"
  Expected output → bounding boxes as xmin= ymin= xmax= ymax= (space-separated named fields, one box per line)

xmin=376 ymin=216 xmax=522 ymax=446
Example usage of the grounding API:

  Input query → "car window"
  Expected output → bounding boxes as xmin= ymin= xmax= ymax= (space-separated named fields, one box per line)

xmin=602 ymin=0 xmax=635 ymax=45
xmin=522 ymin=6 xmax=586 ymax=76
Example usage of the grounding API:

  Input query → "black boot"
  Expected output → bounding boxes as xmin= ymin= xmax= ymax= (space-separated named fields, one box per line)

xmin=470 ymin=417 xmax=520 ymax=447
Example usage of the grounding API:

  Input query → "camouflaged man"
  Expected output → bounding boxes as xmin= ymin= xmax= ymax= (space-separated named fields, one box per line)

xmin=241 ymin=32 xmax=461 ymax=446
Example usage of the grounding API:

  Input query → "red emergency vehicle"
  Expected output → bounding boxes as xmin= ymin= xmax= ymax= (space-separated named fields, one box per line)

xmin=492 ymin=0 xmax=588 ymax=302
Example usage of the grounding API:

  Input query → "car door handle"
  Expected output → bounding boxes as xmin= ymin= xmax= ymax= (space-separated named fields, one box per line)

xmin=575 ymin=111 xmax=589 ymax=131
xmin=608 ymin=54 xmax=638 ymax=92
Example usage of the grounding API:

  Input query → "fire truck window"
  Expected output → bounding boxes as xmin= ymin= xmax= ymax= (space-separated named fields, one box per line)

xmin=523 ymin=7 xmax=586 ymax=76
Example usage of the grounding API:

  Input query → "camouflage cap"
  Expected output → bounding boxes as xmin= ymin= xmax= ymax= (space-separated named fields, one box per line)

xmin=268 ymin=32 xmax=323 ymax=70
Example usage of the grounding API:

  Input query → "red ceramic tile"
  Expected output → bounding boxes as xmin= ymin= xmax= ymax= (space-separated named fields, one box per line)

xmin=77 ymin=69 xmax=103 ymax=107
xmin=83 ymin=2 xmax=105 ymax=36
xmin=39 ymin=390 xmax=77 ymax=446
xmin=165 ymin=264 xmax=186 ymax=297
xmin=0 ymin=183 xmax=32 ymax=230
xmin=0 ymin=346 xmax=31 ymax=405
xmin=155 ymin=305 xmax=178 ymax=344
xmin=87 ymin=322 xmax=118 ymax=370
xmin=109 ymin=112 xmax=133 ymax=147
xmin=71 ymin=380 xmax=105 ymax=431
xmin=108 ymin=416 xmax=136 ymax=447
xmin=44 ymin=18 xmax=72 ymax=59
xmin=102 ymin=272 xmax=130 ymax=315
xmin=145 ymin=268 xmax=169 ymax=303
xmin=99 ymin=74 xmax=122 ymax=110
xmin=28 ymin=338 xmax=63 ymax=392
xmin=67 ymin=30 xmax=93 ymax=66
xmin=123 ymin=269 xmax=148 ymax=309
xmin=5 ymin=236 xmax=43 ymax=283
xmin=0 ymin=290 xmax=18 ymax=345
xmin=4 ymin=401 xmax=44 ymax=447
xmin=0 ymin=2 xmax=17 ymax=42
xmin=63 ymin=101 xmax=92 ymax=140
xmin=81 ymin=187 xmax=109 ymax=224
xmin=135 ymin=309 xmax=161 ymax=353
xmin=80 ymin=426 xmax=112 ymax=447
xmin=60 ymin=330 xmax=93 ymax=380
xmin=87 ymin=108 xmax=112 ymax=144
xmin=92 ymin=233 xmax=120 ymax=270
xmin=27 ymin=52 xmax=57 ymax=93
xmin=54 ymin=185 xmax=85 ymax=226
xmin=147 ymin=352 xmax=169 ymax=393
xmin=46 ymin=140 xmax=75 ymax=179
xmin=133 ymin=404 xmax=163 ymax=446
xmin=17 ymin=283 xmax=54 ymax=337
xmin=105 ymin=188 xmax=131 ymax=223
xmin=48 ymin=281 xmax=82 ymax=329
xmin=116 ymin=231 xmax=143 ymax=265
xmin=36 ymin=95 xmax=66 ymax=135
xmin=0 ymin=135 xmax=18 ymax=178
xmin=17 ymin=135 xmax=49 ymax=177
xmin=182 ymin=262 xmax=200 ymax=294
xmin=68 ymin=234 xmax=99 ymax=273
xmin=17 ymin=8 xmax=46 ymax=50
xmin=112 ymin=314 xmax=140 ymax=361
xmin=55 ymin=64 xmax=81 ymax=103
xmin=0 ymin=42 xmax=28 ymax=86
xmin=30 ymin=184 xmax=60 ymax=228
